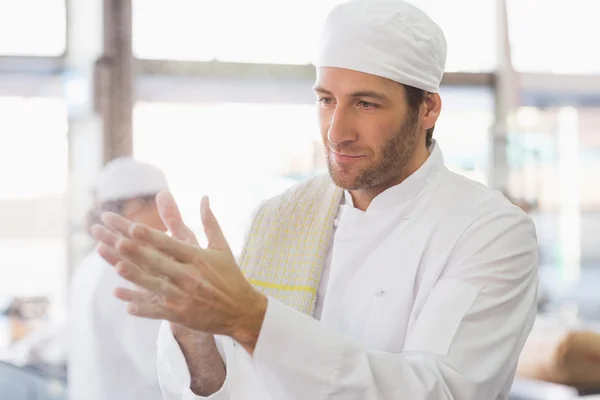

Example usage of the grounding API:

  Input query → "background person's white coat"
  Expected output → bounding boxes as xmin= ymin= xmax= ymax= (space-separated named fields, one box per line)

xmin=68 ymin=252 xmax=163 ymax=400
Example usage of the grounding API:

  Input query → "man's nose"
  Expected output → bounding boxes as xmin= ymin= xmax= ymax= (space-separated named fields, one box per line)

xmin=327 ymin=106 xmax=357 ymax=145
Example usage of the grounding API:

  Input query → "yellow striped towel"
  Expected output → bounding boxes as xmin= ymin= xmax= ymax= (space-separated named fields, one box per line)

xmin=239 ymin=174 xmax=342 ymax=316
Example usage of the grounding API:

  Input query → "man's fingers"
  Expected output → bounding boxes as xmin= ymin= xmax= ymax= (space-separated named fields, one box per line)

xmin=97 ymin=243 xmax=123 ymax=267
xmin=156 ymin=191 xmax=198 ymax=245
xmin=200 ymin=196 xmax=230 ymax=251
xmin=129 ymin=223 xmax=203 ymax=264
xmin=115 ymin=287 xmax=181 ymax=308
xmin=114 ymin=287 xmax=147 ymax=303
xmin=97 ymin=247 xmax=183 ymax=298
xmin=127 ymin=302 xmax=170 ymax=320
xmin=114 ymin=260 xmax=185 ymax=298
xmin=101 ymin=212 xmax=133 ymax=238
xmin=90 ymin=224 xmax=119 ymax=247
xmin=115 ymin=236 xmax=194 ymax=284
xmin=113 ymin=288 xmax=171 ymax=320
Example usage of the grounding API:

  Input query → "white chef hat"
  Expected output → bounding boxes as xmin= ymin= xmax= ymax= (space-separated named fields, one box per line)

xmin=94 ymin=157 xmax=168 ymax=203
xmin=315 ymin=0 xmax=447 ymax=93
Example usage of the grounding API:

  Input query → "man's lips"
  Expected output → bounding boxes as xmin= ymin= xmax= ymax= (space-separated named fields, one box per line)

xmin=330 ymin=150 xmax=365 ymax=163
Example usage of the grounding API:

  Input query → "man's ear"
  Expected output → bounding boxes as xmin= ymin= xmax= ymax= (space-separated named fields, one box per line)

xmin=423 ymin=93 xmax=442 ymax=130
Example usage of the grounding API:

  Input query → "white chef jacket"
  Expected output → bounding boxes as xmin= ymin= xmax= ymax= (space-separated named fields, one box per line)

xmin=157 ymin=144 xmax=539 ymax=400
xmin=68 ymin=252 xmax=163 ymax=400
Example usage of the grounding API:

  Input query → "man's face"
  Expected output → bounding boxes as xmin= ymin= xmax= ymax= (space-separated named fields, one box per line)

xmin=314 ymin=67 xmax=423 ymax=191
xmin=124 ymin=198 xmax=167 ymax=232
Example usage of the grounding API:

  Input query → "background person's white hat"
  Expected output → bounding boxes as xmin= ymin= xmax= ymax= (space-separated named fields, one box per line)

xmin=315 ymin=0 xmax=447 ymax=93
xmin=94 ymin=157 xmax=168 ymax=203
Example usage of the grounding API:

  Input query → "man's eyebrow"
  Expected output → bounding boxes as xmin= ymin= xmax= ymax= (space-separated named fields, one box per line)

xmin=312 ymin=86 xmax=332 ymax=94
xmin=312 ymin=86 xmax=389 ymax=102
xmin=348 ymin=91 xmax=389 ymax=101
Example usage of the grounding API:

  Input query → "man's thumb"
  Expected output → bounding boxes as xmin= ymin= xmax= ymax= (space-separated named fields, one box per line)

xmin=200 ymin=196 xmax=228 ymax=250
xmin=156 ymin=191 xmax=198 ymax=245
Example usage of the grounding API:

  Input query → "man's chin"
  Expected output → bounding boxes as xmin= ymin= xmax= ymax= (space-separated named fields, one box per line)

xmin=327 ymin=169 xmax=360 ymax=191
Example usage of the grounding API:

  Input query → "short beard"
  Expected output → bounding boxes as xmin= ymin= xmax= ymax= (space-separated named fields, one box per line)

xmin=326 ymin=113 xmax=420 ymax=191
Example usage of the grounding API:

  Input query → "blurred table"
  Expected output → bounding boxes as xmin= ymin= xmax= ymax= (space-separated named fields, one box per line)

xmin=517 ymin=315 xmax=600 ymax=396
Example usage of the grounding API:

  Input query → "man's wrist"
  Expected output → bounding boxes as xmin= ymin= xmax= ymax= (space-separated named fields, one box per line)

xmin=171 ymin=323 xmax=213 ymax=343
xmin=232 ymin=292 xmax=268 ymax=356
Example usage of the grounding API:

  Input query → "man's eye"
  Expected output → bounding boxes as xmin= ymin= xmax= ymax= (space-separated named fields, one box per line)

xmin=358 ymin=101 xmax=378 ymax=109
xmin=319 ymin=98 xmax=333 ymax=105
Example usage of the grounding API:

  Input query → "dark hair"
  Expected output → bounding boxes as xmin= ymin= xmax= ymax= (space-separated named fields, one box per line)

xmin=403 ymin=84 xmax=435 ymax=148
xmin=85 ymin=194 xmax=157 ymax=236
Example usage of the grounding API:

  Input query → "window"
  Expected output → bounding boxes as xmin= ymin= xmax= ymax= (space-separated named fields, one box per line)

xmin=0 ymin=97 xmax=68 ymax=320
xmin=0 ymin=97 xmax=68 ymax=199
xmin=509 ymin=107 xmax=600 ymax=212
xmin=133 ymin=0 xmax=217 ymax=61
xmin=509 ymin=106 xmax=600 ymax=316
xmin=434 ymin=86 xmax=494 ymax=184
xmin=0 ymin=0 xmax=67 ymax=56
xmin=507 ymin=0 xmax=600 ymax=74
xmin=133 ymin=102 xmax=319 ymax=254
xmin=133 ymin=0 xmax=321 ymax=64
xmin=407 ymin=0 xmax=497 ymax=72
xmin=133 ymin=0 xmax=496 ymax=71
xmin=209 ymin=0 xmax=318 ymax=65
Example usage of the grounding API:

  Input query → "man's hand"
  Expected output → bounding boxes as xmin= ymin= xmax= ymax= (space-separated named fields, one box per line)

xmin=91 ymin=193 xmax=267 ymax=355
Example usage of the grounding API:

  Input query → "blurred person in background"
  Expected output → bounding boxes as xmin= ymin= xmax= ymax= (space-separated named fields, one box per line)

xmin=68 ymin=158 xmax=168 ymax=400
xmin=92 ymin=1 xmax=539 ymax=399
xmin=0 ymin=297 xmax=66 ymax=400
